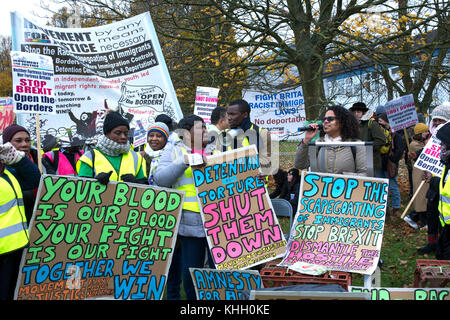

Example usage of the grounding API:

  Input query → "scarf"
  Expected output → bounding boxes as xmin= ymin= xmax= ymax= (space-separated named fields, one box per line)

xmin=96 ymin=135 xmax=131 ymax=156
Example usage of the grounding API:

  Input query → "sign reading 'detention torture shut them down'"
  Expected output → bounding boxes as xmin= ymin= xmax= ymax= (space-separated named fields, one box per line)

xmin=189 ymin=268 xmax=263 ymax=300
xmin=192 ymin=146 xmax=287 ymax=270
xmin=280 ymin=172 xmax=388 ymax=275
xmin=14 ymin=175 xmax=183 ymax=300
xmin=11 ymin=11 xmax=183 ymax=142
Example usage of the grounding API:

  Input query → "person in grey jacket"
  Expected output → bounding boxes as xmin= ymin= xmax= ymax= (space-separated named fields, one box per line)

xmin=295 ymin=105 xmax=367 ymax=176
xmin=153 ymin=114 xmax=215 ymax=300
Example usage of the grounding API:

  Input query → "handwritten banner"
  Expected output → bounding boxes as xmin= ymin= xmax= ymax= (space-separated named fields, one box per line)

xmin=11 ymin=51 xmax=56 ymax=115
xmin=350 ymin=287 xmax=450 ymax=300
xmin=384 ymin=94 xmax=418 ymax=132
xmin=192 ymin=146 xmax=287 ymax=270
xmin=14 ymin=175 xmax=183 ymax=300
xmin=190 ymin=268 xmax=262 ymax=300
xmin=280 ymin=172 xmax=388 ymax=275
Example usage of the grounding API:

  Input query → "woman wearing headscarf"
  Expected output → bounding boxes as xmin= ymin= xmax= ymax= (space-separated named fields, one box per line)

xmin=76 ymin=111 xmax=147 ymax=184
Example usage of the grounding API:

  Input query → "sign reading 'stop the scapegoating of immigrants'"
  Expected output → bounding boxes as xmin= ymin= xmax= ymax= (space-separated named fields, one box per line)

xmin=14 ymin=175 xmax=184 ymax=300
xmin=192 ymin=146 xmax=287 ymax=270
xmin=280 ymin=171 xmax=388 ymax=275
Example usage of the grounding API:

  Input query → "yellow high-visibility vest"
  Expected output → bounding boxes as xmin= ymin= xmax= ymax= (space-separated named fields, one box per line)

xmin=76 ymin=148 xmax=145 ymax=181
xmin=439 ymin=166 xmax=450 ymax=226
xmin=0 ymin=169 xmax=29 ymax=255
xmin=172 ymin=147 xmax=200 ymax=212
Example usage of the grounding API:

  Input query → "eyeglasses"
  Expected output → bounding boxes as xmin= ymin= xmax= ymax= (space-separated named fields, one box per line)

xmin=322 ymin=116 xmax=336 ymax=122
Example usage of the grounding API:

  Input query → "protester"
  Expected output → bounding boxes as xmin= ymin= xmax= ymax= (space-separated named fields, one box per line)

xmin=350 ymin=102 xmax=387 ymax=177
xmin=208 ymin=106 xmax=229 ymax=149
xmin=141 ymin=122 xmax=170 ymax=185
xmin=295 ymin=105 xmax=367 ymax=175
xmin=0 ymin=142 xmax=41 ymax=300
xmin=269 ymin=169 xmax=288 ymax=199
xmin=435 ymin=122 xmax=450 ymax=259
xmin=76 ymin=111 xmax=147 ymax=184
xmin=416 ymin=103 xmax=450 ymax=254
xmin=226 ymin=99 xmax=272 ymax=174
xmin=286 ymin=168 xmax=301 ymax=211
xmin=2 ymin=124 xmax=41 ymax=221
xmin=376 ymin=112 xmax=405 ymax=217
xmin=42 ymin=137 xmax=85 ymax=176
xmin=153 ymin=114 xmax=215 ymax=300
xmin=155 ymin=113 xmax=179 ymax=145
xmin=404 ymin=123 xmax=430 ymax=229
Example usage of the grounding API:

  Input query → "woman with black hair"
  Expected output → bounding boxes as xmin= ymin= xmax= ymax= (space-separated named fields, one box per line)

xmin=286 ymin=168 xmax=301 ymax=210
xmin=294 ymin=105 xmax=367 ymax=175
xmin=269 ymin=169 xmax=288 ymax=199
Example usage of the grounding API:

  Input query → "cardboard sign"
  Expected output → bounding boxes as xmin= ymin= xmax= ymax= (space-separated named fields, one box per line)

xmin=0 ymin=98 xmax=14 ymax=133
xmin=193 ymin=86 xmax=219 ymax=124
xmin=384 ymin=94 xmax=418 ymax=132
xmin=279 ymin=172 xmax=388 ymax=275
xmin=192 ymin=146 xmax=287 ymax=270
xmin=11 ymin=12 xmax=183 ymax=142
xmin=14 ymin=175 xmax=184 ymax=300
xmin=350 ymin=286 xmax=450 ymax=300
xmin=414 ymin=133 xmax=444 ymax=176
xmin=190 ymin=268 xmax=263 ymax=300
xmin=243 ymin=87 xmax=306 ymax=141
xmin=11 ymin=51 xmax=56 ymax=115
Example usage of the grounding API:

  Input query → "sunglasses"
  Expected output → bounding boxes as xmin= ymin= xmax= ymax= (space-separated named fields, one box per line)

xmin=322 ymin=116 xmax=336 ymax=122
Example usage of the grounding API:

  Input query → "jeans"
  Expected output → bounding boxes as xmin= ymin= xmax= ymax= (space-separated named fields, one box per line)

xmin=177 ymin=236 xmax=215 ymax=300
xmin=376 ymin=169 xmax=401 ymax=209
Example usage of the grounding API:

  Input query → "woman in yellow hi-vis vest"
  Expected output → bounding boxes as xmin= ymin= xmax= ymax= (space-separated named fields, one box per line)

xmin=0 ymin=142 xmax=41 ymax=300
xmin=77 ymin=111 xmax=147 ymax=184
xmin=435 ymin=122 xmax=450 ymax=259
xmin=153 ymin=114 xmax=215 ymax=300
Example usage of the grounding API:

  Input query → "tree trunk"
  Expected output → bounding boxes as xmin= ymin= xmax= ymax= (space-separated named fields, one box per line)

xmin=296 ymin=61 xmax=326 ymax=121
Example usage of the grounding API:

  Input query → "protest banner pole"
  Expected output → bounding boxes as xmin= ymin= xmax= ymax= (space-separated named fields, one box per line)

xmin=35 ymin=114 xmax=42 ymax=173
xmin=400 ymin=180 xmax=426 ymax=219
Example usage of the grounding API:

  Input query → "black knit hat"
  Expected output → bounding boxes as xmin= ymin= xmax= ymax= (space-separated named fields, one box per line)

xmin=103 ymin=112 xmax=130 ymax=134
xmin=436 ymin=122 xmax=450 ymax=147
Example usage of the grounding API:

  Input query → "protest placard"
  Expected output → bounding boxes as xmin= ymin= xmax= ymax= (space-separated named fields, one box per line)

xmin=414 ymin=132 xmax=444 ymax=176
xmin=350 ymin=286 xmax=450 ymax=300
xmin=0 ymin=98 xmax=14 ymax=134
xmin=133 ymin=119 xmax=147 ymax=148
xmin=193 ymin=86 xmax=219 ymax=124
xmin=243 ymin=87 xmax=306 ymax=141
xmin=11 ymin=51 xmax=56 ymax=115
xmin=11 ymin=12 xmax=183 ymax=142
xmin=384 ymin=94 xmax=418 ymax=132
xmin=189 ymin=268 xmax=262 ymax=300
xmin=14 ymin=175 xmax=183 ymax=300
xmin=192 ymin=146 xmax=287 ymax=270
xmin=279 ymin=171 xmax=388 ymax=275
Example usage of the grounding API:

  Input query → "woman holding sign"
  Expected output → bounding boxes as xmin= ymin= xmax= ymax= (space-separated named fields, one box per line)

xmin=153 ymin=114 xmax=215 ymax=300
xmin=295 ymin=105 xmax=367 ymax=176
xmin=76 ymin=111 xmax=147 ymax=184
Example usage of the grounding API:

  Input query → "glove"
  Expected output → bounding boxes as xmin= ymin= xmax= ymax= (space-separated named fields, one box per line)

xmin=95 ymin=171 xmax=113 ymax=185
xmin=121 ymin=174 xmax=138 ymax=183
xmin=0 ymin=143 xmax=25 ymax=165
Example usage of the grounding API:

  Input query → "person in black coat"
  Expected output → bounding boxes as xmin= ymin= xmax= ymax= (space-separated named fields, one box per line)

xmin=269 ymin=169 xmax=288 ymax=199
xmin=286 ymin=168 xmax=300 ymax=211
